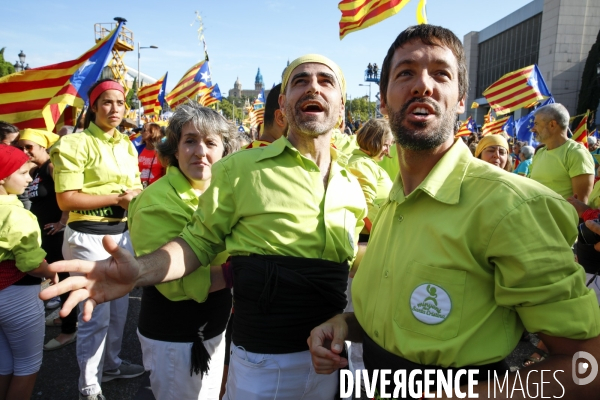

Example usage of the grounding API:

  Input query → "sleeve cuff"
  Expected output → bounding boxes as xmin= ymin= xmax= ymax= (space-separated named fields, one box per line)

xmin=15 ymin=248 xmax=47 ymax=272
xmin=54 ymin=172 xmax=84 ymax=193
xmin=516 ymin=289 xmax=600 ymax=339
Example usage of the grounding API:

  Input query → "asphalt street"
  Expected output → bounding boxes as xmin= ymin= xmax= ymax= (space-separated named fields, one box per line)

xmin=33 ymin=286 xmax=535 ymax=400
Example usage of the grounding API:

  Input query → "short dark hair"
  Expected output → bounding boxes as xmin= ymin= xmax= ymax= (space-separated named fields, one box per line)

xmin=380 ymin=25 xmax=468 ymax=105
xmin=356 ymin=118 xmax=393 ymax=156
xmin=157 ymin=102 xmax=240 ymax=168
xmin=263 ymin=84 xmax=282 ymax=128
xmin=0 ymin=121 xmax=19 ymax=143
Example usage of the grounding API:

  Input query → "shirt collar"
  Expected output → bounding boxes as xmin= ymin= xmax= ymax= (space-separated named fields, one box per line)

xmin=390 ymin=139 xmax=472 ymax=205
xmin=0 ymin=195 xmax=23 ymax=207
xmin=166 ymin=166 xmax=199 ymax=206
xmin=255 ymin=135 xmax=351 ymax=179
xmin=87 ymin=122 xmax=122 ymax=144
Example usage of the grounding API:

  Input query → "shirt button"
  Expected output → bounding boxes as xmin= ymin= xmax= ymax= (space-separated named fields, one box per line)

xmin=374 ymin=330 xmax=379 ymax=338
xmin=384 ymin=270 xmax=389 ymax=278
xmin=397 ymin=215 xmax=404 ymax=222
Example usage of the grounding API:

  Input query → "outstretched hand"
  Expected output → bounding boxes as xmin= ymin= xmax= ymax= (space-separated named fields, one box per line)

xmin=307 ymin=314 xmax=350 ymax=374
xmin=39 ymin=235 xmax=140 ymax=322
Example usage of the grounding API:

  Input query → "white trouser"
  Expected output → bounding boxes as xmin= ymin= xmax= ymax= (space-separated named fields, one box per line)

xmin=63 ymin=226 xmax=131 ymax=396
xmin=224 ymin=343 xmax=338 ymax=400
xmin=586 ymin=273 xmax=600 ymax=303
xmin=0 ymin=285 xmax=44 ymax=376
xmin=138 ymin=330 xmax=226 ymax=400
xmin=344 ymin=276 xmax=365 ymax=393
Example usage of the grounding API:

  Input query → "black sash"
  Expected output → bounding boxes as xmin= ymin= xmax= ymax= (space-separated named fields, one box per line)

xmin=231 ymin=254 xmax=349 ymax=354
xmin=363 ymin=334 xmax=508 ymax=398
xmin=69 ymin=206 xmax=128 ymax=235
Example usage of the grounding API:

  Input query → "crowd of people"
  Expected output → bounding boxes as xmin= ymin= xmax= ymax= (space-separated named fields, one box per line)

xmin=1 ymin=23 xmax=600 ymax=400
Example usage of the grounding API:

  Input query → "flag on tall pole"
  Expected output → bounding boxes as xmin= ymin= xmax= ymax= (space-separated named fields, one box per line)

xmin=455 ymin=117 xmax=477 ymax=137
xmin=339 ymin=0 xmax=411 ymax=40
xmin=165 ymin=58 xmax=212 ymax=109
xmin=572 ymin=110 xmax=589 ymax=149
xmin=0 ymin=21 xmax=124 ymax=131
xmin=199 ymin=84 xmax=222 ymax=107
xmin=138 ymin=72 xmax=168 ymax=115
xmin=483 ymin=65 xmax=551 ymax=116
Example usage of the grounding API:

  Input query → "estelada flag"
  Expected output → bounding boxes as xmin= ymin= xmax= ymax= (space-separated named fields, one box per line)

xmin=482 ymin=116 xmax=510 ymax=136
xmin=455 ymin=117 xmax=477 ymax=137
xmin=572 ymin=110 xmax=589 ymax=149
xmin=483 ymin=65 xmax=551 ymax=116
xmin=138 ymin=73 xmax=167 ymax=115
xmin=166 ymin=60 xmax=211 ymax=109
xmin=0 ymin=22 xmax=123 ymax=131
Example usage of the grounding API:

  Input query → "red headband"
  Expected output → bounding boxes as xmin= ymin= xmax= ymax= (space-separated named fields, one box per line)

xmin=89 ymin=81 xmax=125 ymax=106
xmin=0 ymin=144 xmax=29 ymax=181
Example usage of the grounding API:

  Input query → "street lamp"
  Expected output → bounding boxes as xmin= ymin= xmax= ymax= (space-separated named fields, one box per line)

xmin=359 ymin=83 xmax=372 ymax=119
xmin=13 ymin=50 xmax=30 ymax=72
xmin=136 ymin=43 xmax=158 ymax=126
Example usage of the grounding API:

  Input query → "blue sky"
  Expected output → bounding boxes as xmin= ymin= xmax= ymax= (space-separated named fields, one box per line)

xmin=3 ymin=0 xmax=530 ymax=99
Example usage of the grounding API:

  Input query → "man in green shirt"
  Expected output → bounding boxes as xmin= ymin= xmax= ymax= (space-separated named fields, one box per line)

xmin=308 ymin=25 xmax=600 ymax=399
xmin=529 ymin=103 xmax=595 ymax=201
xmin=42 ymin=54 xmax=367 ymax=400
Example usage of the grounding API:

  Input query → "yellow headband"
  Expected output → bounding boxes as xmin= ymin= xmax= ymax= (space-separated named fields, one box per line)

xmin=281 ymin=54 xmax=346 ymax=104
xmin=20 ymin=129 xmax=60 ymax=149
xmin=474 ymin=134 xmax=509 ymax=158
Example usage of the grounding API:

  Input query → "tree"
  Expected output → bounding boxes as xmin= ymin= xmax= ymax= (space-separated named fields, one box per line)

xmin=576 ymin=29 xmax=600 ymax=125
xmin=126 ymin=77 xmax=137 ymax=108
xmin=0 ymin=47 xmax=16 ymax=78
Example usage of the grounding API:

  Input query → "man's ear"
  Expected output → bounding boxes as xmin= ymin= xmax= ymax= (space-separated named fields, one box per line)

xmin=274 ymin=109 xmax=286 ymax=128
xmin=456 ymin=95 xmax=466 ymax=115
xmin=278 ymin=94 xmax=286 ymax=117
xmin=380 ymin=93 xmax=388 ymax=116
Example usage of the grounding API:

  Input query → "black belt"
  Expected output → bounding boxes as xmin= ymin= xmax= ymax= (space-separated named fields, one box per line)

xmin=363 ymin=334 xmax=508 ymax=398
xmin=231 ymin=254 xmax=349 ymax=354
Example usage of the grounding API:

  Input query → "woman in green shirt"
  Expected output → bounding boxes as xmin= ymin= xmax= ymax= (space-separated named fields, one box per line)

xmin=347 ymin=118 xmax=394 ymax=241
xmin=50 ymin=79 xmax=144 ymax=400
xmin=129 ymin=102 xmax=239 ymax=400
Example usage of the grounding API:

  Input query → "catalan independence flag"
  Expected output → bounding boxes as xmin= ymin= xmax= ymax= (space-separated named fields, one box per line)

xmin=572 ymin=110 xmax=589 ymax=148
xmin=165 ymin=59 xmax=211 ymax=109
xmin=252 ymin=89 xmax=266 ymax=126
xmin=482 ymin=115 xmax=510 ymax=136
xmin=483 ymin=65 xmax=551 ymax=116
xmin=339 ymin=0 xmax=411 ymax=40
xmin=0 ymin=22 xmax=123 ymax=131
xmin=199 ymin=84 xmax=222 ymax=107
xmin=138 ymin=72 xmax=167 ymax=115
xmin=455 ymin=117 xmax=477 ymax=137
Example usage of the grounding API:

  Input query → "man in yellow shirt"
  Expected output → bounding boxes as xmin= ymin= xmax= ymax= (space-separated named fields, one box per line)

xmin=308 ymin=25 xmax=600 ymax=399
xmin=529 ymin=103 xmax=594 ymax=201
xmin=42 ymin=54 xmax=366 ymax=400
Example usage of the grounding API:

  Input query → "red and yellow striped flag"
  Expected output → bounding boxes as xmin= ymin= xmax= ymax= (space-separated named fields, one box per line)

xmin=482 ymin=116 xmax=509 ymax=136
xmin=138 ymin=73 xmax=167 ymax=115
xmin=572 ymin=111 xmax=589 ymax=149
xmin=483 ymin=65 xmax=552 ymax=116
xmin=0 ymin=22 xmax=123 ymax=131
xmin=455 ymin=117 xmax=476 ymax=137
xmin=339 ymin=0 xmax=411 ymax=40
xmin=165 ymin=61 xmax=210 ymax=109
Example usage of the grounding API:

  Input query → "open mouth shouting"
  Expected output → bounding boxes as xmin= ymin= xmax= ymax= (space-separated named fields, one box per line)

xmin=300 ymin=99 xmax=325 ymax=115
xmin=406 ymin=102 xmax=437 ymax=123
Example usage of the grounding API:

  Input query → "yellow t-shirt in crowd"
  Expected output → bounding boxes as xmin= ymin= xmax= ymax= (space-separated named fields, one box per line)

xmin=528 ymin=139 xmax=594 ymax=198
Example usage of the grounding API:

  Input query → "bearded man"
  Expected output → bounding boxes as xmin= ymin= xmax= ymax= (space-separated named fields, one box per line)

xmin=309 ymin=25 xmax=600 ymax=399
xmin=42 ymin=55 xmax=366 ymax=400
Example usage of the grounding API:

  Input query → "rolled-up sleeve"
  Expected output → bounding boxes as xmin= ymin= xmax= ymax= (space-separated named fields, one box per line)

xmin=180 ymin=160 xmax=238 ymax=267
xmin=50 ymin=135 xmax=87 ymax=193
xmin=2 ymin=212 xmax=46 ymax=272
xmin=489 ymin=194 xmax=600 ymax=339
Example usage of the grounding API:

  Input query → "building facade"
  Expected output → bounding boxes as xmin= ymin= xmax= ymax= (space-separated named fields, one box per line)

xmin=228 ymin=68 xmax=270 ymax=99
xmin=462 ymin=0 xmax=600 ymax=125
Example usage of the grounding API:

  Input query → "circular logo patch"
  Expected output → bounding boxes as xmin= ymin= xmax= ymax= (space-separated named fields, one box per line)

xmin=410 ymin=283 xmax=451 ymax=325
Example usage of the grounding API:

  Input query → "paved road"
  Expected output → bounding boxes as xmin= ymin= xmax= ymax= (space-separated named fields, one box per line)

xmin=33 ymin=286 xmax=535 ymax=400
xmin=33 ymin=287 xmax=152 ymax=400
